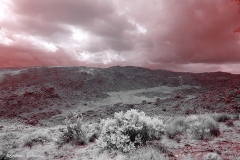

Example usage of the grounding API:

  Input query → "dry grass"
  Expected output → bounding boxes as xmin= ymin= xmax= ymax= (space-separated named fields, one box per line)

xmin=127 ymin=146 xmax=169 ymax=160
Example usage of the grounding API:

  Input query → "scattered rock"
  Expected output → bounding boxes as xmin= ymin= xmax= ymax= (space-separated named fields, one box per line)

xmin=174 ymin=95 xmax=182 ymax=99
xmin=185 ymin=109 xmax=194 ymax=115
xmin=210 ymin=128 xmax=221 ymax=137
xmin=142 ymin=100 xmax=147 ymax=105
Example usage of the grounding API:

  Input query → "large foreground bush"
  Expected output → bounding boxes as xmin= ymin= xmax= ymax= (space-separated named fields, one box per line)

xmin=96 ymin=109 xmax=166 ymax=152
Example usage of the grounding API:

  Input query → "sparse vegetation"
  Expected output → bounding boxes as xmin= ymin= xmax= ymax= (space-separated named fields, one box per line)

xmin=204 ymin=152 xmax=222 ymax=160
xmin=23 ymin=130 xmax=51 ymax=148
xmin=127 ymin=146 xmax=169 ymax=160
xmin=0 ymin=109 xmax=239 ymax=159
xmin=1 ymin=66 xmax=240 ymax=159
xmin=2 ymin=110 xmax=235 ymax=159
xmin=184 ymin=114 xmax=219 ymax=140
xmin=147 ymin=141 xmax=173 ymax=157
xmin=165 ymin=114 xmax=220 ymax=140
xmin=211 ymin=113 xmax=232 ymax=122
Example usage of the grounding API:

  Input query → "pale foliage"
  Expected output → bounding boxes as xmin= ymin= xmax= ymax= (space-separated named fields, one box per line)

xmin=184 ymin=114 xmax=218 ymax=140
xmin=96 ymin=109 xmax=166 ymax=152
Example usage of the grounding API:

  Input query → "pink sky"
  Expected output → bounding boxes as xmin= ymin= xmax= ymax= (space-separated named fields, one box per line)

xmin=1 ymin=0 xmax=240 ymax=73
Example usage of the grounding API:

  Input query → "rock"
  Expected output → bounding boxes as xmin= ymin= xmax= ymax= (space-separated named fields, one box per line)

xmin=174 ymin=95 xmax=182 ymax=99
xmin=173 ymin=104 xmax=180 ymax=108
xmin=224 ymin=98 xmax=231 ymax=104
xmin=26 ymin=119 xmax=39 ymax=126
xmin=142 ymin=100 xmax=147 ymax=105
xmin=128 ymin=104 xmax=134 ymax=108
xmin=210 ymin=128 xmax=220 ymax=137
xmin=185 ymin=109 xmax=194 ymax=115
xmin=184 ymin=144 xmax=191 ymax=147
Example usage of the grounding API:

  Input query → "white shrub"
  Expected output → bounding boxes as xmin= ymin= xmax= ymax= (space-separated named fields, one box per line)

xmin=97 ymin=109 xmax=166 ymax=153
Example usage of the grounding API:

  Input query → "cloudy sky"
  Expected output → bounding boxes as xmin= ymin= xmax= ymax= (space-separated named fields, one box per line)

xmin=1 ymin=0 xmax=240 ymax=73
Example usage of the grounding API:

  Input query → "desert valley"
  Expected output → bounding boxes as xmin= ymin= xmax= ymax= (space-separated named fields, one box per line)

xmin=0 ymin=66 xmax=239 ymax=160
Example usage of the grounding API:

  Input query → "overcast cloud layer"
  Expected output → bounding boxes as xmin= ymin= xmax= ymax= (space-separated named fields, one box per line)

xmin=0 ymin=0 xmax=240 ymax=73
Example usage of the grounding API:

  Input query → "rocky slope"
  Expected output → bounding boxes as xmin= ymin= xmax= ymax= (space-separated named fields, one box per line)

xmin=0 ymin=66 xmax=239 ymax=125
xmin=0 ymin=66 xmax=240 ymax=160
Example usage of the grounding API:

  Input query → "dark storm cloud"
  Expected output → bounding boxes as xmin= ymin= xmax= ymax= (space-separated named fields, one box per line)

xmin=0 ymin=0 xmax=240 ymax=73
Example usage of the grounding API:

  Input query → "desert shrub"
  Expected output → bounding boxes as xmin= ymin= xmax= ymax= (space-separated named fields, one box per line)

xmin=166 ymin=116 xmax=186 ymax=139
xmin=23 ymin=130 xmax=51 ymax=148
xmin=24 ymin=135 xmax=49 ymax=148
xmin=204 ymin=152 xmax=221 ymax=160
xmin=57 ymin=115 xmax=99 ymax=146
xmin=184 ymin=114 xmax=219 ymax=140
xmin=211 ymin=113 xmax=232 ymax=122
xmin=96 ymin=109 xmax=165 ymax=153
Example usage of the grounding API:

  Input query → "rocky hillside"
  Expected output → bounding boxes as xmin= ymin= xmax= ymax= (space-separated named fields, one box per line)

xmin=0 ymin=66 xmax=240 ymax=125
